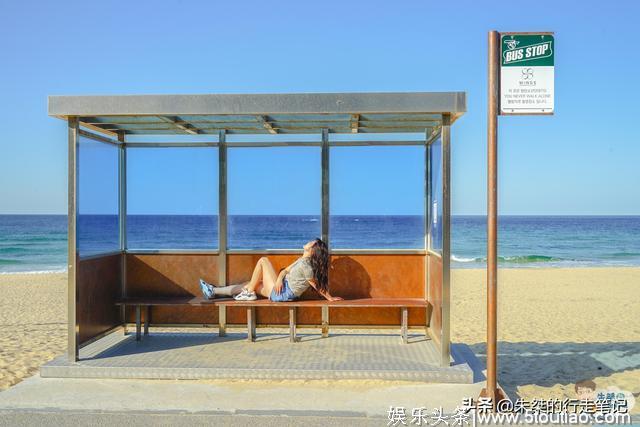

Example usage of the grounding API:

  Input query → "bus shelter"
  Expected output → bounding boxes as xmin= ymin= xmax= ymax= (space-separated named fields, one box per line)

xmin=47 ymin=92 xmax=469 ymax=380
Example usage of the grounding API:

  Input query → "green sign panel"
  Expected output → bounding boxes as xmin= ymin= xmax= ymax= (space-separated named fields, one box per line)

xmin=501 ymin=34 xmax=554 ymax=67
xmin=500 ymin=32 xmax=555 ymax=114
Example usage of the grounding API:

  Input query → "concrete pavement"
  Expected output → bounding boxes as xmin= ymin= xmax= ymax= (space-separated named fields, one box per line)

xmin=0 ymin=375 xmax=486 ymax=425
xmin=0 ymin=411 xmax=386 ymax=427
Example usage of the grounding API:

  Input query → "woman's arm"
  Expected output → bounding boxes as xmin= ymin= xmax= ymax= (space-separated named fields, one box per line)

xmin=309 ymin=280 xmax=343 ymax=301
xmin=273 ymin=269 xmax=287 ymax=294
xmin=274 ymin=259 xmax=298 ymax=295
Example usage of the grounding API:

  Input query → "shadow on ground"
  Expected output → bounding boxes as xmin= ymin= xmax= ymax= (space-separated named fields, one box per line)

xmin=469 ymin=341 xmax=640 ymax=398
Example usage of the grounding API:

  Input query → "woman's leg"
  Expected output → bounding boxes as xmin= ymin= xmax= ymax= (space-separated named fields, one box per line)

xmin=243 ymin=257 xmax=278 ymax=298
xmin=213 ymin=283 xmax=246 ymax=297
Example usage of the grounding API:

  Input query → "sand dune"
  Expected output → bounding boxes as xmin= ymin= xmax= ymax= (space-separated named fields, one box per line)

xmin=0 ymin=268 xmax=638 ymax=412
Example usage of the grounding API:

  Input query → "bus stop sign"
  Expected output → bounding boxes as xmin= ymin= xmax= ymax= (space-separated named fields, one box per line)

xmin=500 ymin=33 xmax=554 ymax=115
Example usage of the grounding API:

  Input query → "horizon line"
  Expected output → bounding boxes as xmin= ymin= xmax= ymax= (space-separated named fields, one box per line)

xmin=1 ymin=213 xmax=639 ymax=217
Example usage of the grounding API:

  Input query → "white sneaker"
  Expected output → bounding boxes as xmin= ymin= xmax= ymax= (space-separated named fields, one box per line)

xmin=234 ymin=288 xmax=257 ymax=301
xmin=199 ymin=279 xmax=215 ymax=299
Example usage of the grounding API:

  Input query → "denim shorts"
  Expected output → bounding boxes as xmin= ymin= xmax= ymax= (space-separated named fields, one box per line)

xmin=270 ymin=277 xmax=297 ymax=302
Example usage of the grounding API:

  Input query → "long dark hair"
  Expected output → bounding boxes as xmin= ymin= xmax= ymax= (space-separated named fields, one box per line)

xmin=309 ymin=238 xmax=329 ymax=293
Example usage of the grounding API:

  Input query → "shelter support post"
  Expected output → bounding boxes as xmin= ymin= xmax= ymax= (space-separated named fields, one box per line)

xmin=424 ymin=129 xmax=432 ymax=338
xmin=118 ymin=131 xmax=127 ymax=332
xmin=218 ymin=131 xmax=227 ymax=286
xmin=67 ymin=117 xmax=79 ymax=362
xmin=321 ymin=129 xmax=329 ymax=244
xmin=441 ymin=114 xmax=452 ymax=367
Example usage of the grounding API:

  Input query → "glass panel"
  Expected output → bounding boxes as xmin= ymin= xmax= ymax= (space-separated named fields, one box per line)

xmin=78 ymin=137 xmax=119 ymax=256
xmin=126 ymin=148 xmax=218 ymax=249
xmin=330 ymin=146 xmax=424 ymax=249
xmin=429 ymin=137 xmax=443 ymax=253
xmin=228 ymin=147 xmax=321 ymax=249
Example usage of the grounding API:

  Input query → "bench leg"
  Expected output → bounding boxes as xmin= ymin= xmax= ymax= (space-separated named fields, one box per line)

xmin=121 ymin=306 xmax=127 ymax=335
xmin=144 ymin=306 xmax=150 ymax=336
xmin=135 ymin=305 xmax=141 ymax=341
xmin=247 ymin=307 xmax=256 ymax=342
xmin=425 ymin=306 xmax=429 ymax=338
xmin=289 ymin=307 xmax=297 ymax=343
xmin=321 ymin=306 xmax=329 ymax=338
xmin=401 ymin=307 xmax=408 ymax=344
xmin=218 ymin=305 xmax=227 ymax=337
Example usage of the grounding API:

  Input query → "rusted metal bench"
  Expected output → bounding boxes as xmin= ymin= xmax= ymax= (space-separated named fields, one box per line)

xmin=116 ymin=297 xmax=218 ymax=342
xmin=116 ymin=297 xmax=428 ymax=344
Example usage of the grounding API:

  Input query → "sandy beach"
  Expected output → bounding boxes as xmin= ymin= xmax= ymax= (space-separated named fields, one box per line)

xmin=0 ymin=273 xmax=66 ymax=391
xmin=1 ymin=268 xmax=638 ymax=411
xmin=450 ymin=268 xmax=640 ymax=409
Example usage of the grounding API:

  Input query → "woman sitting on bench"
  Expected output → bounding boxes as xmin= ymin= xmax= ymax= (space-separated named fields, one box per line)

xmin=199 ymin=238 xmax=342 ymax=302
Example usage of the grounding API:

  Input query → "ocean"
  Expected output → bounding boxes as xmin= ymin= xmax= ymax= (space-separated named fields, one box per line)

xmin=1 ymin=215 xmax=639 ymax=273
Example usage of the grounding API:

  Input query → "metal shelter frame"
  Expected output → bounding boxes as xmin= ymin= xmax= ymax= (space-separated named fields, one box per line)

xmin=50 ymin=92 xmax=466 ymax=366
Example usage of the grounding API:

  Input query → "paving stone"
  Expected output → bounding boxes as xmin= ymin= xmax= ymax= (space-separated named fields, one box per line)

xmin=41 ymin=329 xmax=473 ymax=383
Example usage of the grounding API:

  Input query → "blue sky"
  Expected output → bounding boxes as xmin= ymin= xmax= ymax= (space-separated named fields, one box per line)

xmin=1 ymin=0 xmax=639 ymax=215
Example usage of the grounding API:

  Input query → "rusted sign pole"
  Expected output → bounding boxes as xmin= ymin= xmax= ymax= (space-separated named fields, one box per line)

xmin=482 ymin=30 xmax=555 ymax=407
xmin=481 ymin=29 xmax=504 ymax=405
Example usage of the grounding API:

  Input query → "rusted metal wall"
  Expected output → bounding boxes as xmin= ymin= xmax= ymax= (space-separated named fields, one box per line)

xmin=77 ymin=254 xmax=122 ymax=344
xmin=126 ymin=253 xmax=426 ymax=326
xmin=427 ymin=252 xmax=443 ymax=343
xmin=328 ymin=254 xmax=426 ymax=326
xmin=126 ymin=254 xmax=219 ymax=324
